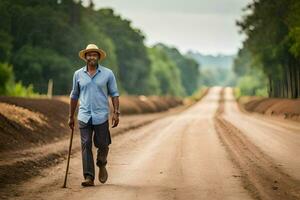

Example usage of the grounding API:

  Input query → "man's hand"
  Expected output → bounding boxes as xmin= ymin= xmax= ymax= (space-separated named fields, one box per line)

xmin=111 ymin=113 xmax=119 ymax=128
xmin=68 ymin=116 xmax=75 ymax=130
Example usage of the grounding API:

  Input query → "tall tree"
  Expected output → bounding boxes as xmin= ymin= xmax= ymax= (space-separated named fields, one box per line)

xmin=236 ymin=0 xmax=300 ymax=98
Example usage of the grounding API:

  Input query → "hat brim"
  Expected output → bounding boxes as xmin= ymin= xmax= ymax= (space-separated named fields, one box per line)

xmin=79 ymin=48 xmax=107 ymax=62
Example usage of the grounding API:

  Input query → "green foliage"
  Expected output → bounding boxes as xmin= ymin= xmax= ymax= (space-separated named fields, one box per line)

xmin=0 ymin=31 xmax=13 ymax=62
xmin=0 ymin=63 xmax=13 ymax=94
xmin=233 ymin=48 xmax=252 ymax=76
xmin=0 ymin=1 xmax=200 ymax=97
xmin=195 ymin=66 xmax=236 ymax=87
xmin=95 ymin=9 xmax=152 ymax=95
xmin=235 ymin=0 xmax=300 ymax=98
xmin=286 ymin=0 xmax=300 ymax=58
xmin=0 ymin=0 xmax=154 ymax=95
xmin=13 ymin=45 xmax=73 ymax=94
xmin=236 ymin=73 xmax=268 ymax=97
xmin=0 ymin=0 xmax=12 ymax=62
xmin=147 ymin=46 xmax=185 ymax=97
xmin=289 ymin=27 xmax=300 ymax=57
xmin=5 ymin=81 xmax=37 ymax=97
xmin=155 ymin=44 xmax=200 ymax=96
xmin=0 ymin=62 xmax=38 ymax=97
xmin=186 ymin=52 xmax=237 ymax=88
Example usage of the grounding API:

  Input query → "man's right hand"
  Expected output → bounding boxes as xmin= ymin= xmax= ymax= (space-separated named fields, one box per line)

xmin=68 ymin=116 xmax=75 ymax=130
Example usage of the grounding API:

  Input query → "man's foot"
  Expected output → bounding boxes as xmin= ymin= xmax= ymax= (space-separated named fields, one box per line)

xmin=98 ymin=166 xmax=108 ymax=184
xmin=81 ymin=176 xmax=94 ymax=187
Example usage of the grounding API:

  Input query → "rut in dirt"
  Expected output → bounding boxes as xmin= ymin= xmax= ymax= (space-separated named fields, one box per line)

xmin=214 ymin=88 xmax=300 ymax=200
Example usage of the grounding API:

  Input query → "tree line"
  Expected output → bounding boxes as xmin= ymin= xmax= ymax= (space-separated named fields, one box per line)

xmin=234 ymin=0 xmax=300 ymax=98
xmin=0 ymin=0 xmax=200 ymax=97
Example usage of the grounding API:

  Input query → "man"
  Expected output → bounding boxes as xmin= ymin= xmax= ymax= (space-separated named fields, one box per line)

xmin=68 ymin=44 xmax=120 ymax=187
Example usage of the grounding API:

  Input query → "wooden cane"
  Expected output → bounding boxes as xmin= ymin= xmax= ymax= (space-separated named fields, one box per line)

xmin=62 ymin=127 xmax=74 ymax=188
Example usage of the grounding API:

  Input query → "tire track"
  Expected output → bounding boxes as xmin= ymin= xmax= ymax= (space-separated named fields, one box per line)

xmin=214 ymin=88 xmax=300 ymax=200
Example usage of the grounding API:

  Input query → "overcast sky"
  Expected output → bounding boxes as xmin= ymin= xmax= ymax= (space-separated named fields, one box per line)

xmin=83 ymin=0 xmax=252 ymax=55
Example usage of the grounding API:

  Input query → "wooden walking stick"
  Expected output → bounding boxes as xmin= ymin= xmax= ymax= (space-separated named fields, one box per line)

xmin=62 ymin=127 xmax=74 ymax=188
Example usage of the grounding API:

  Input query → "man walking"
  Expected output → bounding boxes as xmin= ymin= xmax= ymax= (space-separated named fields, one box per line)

xmin=68 ymin=44 xmax=120 ymax=187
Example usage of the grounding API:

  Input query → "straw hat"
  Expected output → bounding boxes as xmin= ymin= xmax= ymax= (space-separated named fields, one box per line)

xmin=79 ymin=44 xmax=107 ymax=62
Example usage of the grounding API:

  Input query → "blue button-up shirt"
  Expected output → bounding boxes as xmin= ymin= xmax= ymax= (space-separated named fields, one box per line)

xmin=70 ymin=64 xmax=119 ymax=125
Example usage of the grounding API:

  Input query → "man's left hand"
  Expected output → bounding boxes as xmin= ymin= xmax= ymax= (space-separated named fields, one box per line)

xmin=111 ymin=113 xmax=119 ymax=128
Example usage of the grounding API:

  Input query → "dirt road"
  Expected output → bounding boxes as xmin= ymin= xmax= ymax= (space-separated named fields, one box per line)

xmin=215 ymin=88 xmax=300 ymax=200
xmin=3 ymin=87 xmax=300 ymax=200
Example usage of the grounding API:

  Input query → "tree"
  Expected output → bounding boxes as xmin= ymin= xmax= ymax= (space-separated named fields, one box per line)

xmin=236 ymin=0 xmax=300 ymax=98
xmin=155 ymin=44 xmax=200 ymax=96
xmin=95 ymin=9 xmax=152 ymax=95
xmin=147 ymin=46 xmax=185 ymax=97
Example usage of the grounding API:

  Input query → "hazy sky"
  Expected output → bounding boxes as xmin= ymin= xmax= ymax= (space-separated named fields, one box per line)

xmin=83 ymin=0 xmax=252 ymax=55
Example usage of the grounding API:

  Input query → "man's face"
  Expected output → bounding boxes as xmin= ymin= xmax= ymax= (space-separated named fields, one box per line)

xmin=85 ymin=51 xmax=100 ymax=65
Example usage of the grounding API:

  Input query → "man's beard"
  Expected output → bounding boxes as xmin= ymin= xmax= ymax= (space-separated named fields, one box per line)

xmin=87 ymin=59 xmax=98 ymax=66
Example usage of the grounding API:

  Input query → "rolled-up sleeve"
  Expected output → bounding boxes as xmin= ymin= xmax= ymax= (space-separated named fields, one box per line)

xmin=107 ymin=71 xmax=119 ymax=97
xmin=70 ymin=71 xmax=80 ymax=100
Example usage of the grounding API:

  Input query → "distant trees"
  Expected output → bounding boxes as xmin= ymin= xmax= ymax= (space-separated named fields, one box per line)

xmin=147 ymin=45 xmax=185 ymax=96
xmin=187 ymin=52 xmax=237 ymax=88
xmin=156 ymin=44 xmax=200 ymax=96
xmin=235 ymin=0 xmax=300 ymax=98
xmin=94 ymin=9 xmax=152 ymax=95
xmin=0 ymin=0 xmax=200 ymax=97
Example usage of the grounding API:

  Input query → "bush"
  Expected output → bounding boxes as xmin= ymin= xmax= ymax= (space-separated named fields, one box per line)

xmin=0 ymin=62 xmax=38 ymax=97
xmin=5 ymin=81 xmax=37 ymax=97
xmin=0 ymin=63 xmax=13 ymax=94
xmin=236 ymin=73 xmax=268 ymax=97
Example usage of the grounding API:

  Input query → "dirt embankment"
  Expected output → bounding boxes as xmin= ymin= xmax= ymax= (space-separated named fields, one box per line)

xmin=55 ymin=95 xmax=183 ymax=115
xmin=0 ymin=94 xmax=187 ymax=153
xmin=0 ymin=97 xmax=69 ymax=153
xmin=238 ymin=96 xmax=300 ymax=122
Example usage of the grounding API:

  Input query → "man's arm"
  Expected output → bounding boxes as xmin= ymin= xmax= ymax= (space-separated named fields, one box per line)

xmin=68 ymin=98 xmax=78 ymax=130
xmin=111 ymin=96 xmax=120 ymax=128
xmin=68 ymin=71 xmax=80 ymax=130
xmin=107 ymin=70 xmax=120 ymax=128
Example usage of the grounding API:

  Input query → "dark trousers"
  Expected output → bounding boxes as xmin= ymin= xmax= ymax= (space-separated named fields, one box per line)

xmin=78 ymin=118 xmax=111 ymax=179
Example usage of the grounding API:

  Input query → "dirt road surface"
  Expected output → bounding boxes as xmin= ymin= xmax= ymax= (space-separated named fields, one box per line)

xmin=215 ymin=88 xmax=300 ymax=200
xmin=2 ymin=87 xmax=300 ymax=200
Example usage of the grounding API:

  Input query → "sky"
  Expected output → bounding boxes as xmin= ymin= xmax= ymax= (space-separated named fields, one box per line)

xmin=82 ymin=0 xmax=252 ymax=55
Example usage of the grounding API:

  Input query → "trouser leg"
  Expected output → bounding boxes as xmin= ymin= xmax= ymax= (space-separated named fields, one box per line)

xmin=78 ymin=119 xmax=95 ymax=179
xmin=96 ymin=146 xmax=109 ymax=167
xmin=93 ymin=120 xmax=111 ymax=167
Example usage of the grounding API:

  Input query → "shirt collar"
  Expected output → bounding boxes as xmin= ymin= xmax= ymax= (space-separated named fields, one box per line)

xmin=84 ymin=64 xmax=102 ymax=73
